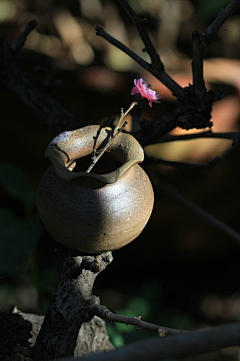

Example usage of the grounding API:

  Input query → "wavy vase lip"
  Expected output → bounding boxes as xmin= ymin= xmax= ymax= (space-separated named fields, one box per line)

xmin=45 ymin=125 xmax=144 ymax=184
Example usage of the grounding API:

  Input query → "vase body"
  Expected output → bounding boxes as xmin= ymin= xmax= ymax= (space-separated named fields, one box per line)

xmin=37 ymin=125 xmax=154 ymax=253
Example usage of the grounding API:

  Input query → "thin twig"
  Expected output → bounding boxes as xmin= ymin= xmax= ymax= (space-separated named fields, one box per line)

xmin=86 ymin=103 xmax=137 ymax=173
xmin=117 ymin=0 xmax=163 ymax=69
xmin=88 ymin=304 xmax=187 ymax=336
xmin=158 ymin=130 xmax=240 ymax=145
xmin=157 ymin=182 xmax=240 ymax=246
xmin=145 ymin=155 xmax=221 ymax=169
xmin=10 ymin=20 xmax=38 ymax=54
xmin=113 ymin=102 xmax=136 ymax=136
xmin=91 ymin=120 xmax=108 ymax=161
xmin=96 ymin=26 xmax=150 ymax=71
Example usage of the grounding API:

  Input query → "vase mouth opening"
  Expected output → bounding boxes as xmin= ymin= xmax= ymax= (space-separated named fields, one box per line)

xmin=45 ymin=125 xmax=144 ymax=184
xmin=67 ymin=151 xmax=124 ymax=175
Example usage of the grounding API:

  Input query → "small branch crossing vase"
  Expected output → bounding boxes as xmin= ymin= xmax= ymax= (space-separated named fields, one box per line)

xmin=37 ymin=125 xmax=154 ymax=253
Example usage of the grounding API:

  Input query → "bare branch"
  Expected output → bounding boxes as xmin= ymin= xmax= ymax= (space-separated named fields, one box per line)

xmin=88 ymin=304 xmax=187 ymax=337
xmin=96 ymin=3 xmax=184 ymax=98
xmin=10 ymin=20 xmax=38 ymax=54
xmin=95 ymin=26 xmax=150 ymax=71
xmin=157 ymin=182 xmax=240 ymax=247
xmin=62 ymin=323 xmax=240 ymax=361
xmin=192 ymin=30 xmax=206 ymax=96
xmin=117 ymin=0 xmax=163 ymax=69
xmin=201 ymin=0 xmax=240 ymax=48
xmin=191 ymin=0 xmax=240 ymax=96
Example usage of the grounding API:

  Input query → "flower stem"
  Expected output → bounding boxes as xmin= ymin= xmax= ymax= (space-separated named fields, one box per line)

xmin=86 ymin=102 xmax=137 ymax=173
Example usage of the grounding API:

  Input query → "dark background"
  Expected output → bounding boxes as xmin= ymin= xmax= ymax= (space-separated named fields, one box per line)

xmin=1 ymin=0 xmax=240 ymax=349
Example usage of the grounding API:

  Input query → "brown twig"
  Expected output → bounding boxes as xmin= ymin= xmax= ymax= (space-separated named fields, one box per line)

xmin=86 ymin=102 xmax=137 ymax=173
xmin=91 ymin=120 xmax=108 ymax=161
xmin=88 ymin=304 xmax=187 ymax=337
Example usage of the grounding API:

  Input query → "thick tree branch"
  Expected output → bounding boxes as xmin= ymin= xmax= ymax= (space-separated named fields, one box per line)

xmin=135 ymin=90 xmax=222 ymax=147
xmin=62 ymin=323 xmax=240 ymax=361
xmin=88 ymin=304 xmax=187 ymax=337
xmin=192 ymin=30 xmax=206 ymax=96
xmin=33 ymin=252 xmax=113 ymax=361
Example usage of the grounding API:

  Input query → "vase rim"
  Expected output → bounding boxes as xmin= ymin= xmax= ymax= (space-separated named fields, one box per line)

xmin=45 ymin=125 xmax=144 ymax=184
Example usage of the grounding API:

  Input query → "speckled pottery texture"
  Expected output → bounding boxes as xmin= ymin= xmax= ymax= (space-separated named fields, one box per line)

xmin=37 ymin=125 xmax=154 ymax=253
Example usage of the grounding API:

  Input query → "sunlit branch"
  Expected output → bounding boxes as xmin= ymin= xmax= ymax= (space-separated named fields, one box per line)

xmin=88 ymin=304 xmax=187 ymax=337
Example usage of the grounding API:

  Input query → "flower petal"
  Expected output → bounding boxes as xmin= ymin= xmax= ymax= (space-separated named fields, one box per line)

xmin=131 ymin=78 xmax=161 ymax=107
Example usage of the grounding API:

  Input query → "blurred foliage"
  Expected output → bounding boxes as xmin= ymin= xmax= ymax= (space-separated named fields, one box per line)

xmin=197 ymin=0 xmax=230 ymax=19
xmin=106 ymin=281 xmax=194 ymax=347
xmin=0 ymin=208 xmax=41 ymax=274
xmin=0 ymin=161 xmax=58 ymax=313
xmin=0 ymin=162 xmax=41 ymax=275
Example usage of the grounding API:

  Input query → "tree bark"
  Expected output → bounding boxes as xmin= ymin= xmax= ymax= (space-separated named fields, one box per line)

xmin=33 ymin=252 xmax=113 ymax=361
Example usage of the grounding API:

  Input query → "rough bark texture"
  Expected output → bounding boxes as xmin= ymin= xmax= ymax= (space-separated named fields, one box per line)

xmin=33 ymin=252 xmax=113 ymax=361
xmin=75 ymin=316 xmax=114 ymax=356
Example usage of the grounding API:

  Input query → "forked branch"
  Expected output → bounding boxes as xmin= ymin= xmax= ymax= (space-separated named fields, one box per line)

xmin=191 ymin=0 xmax=240 ymax=95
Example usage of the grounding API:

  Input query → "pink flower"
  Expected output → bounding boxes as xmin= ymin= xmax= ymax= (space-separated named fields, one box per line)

xmin=131 ymin=78 xmax=161 ymax=108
